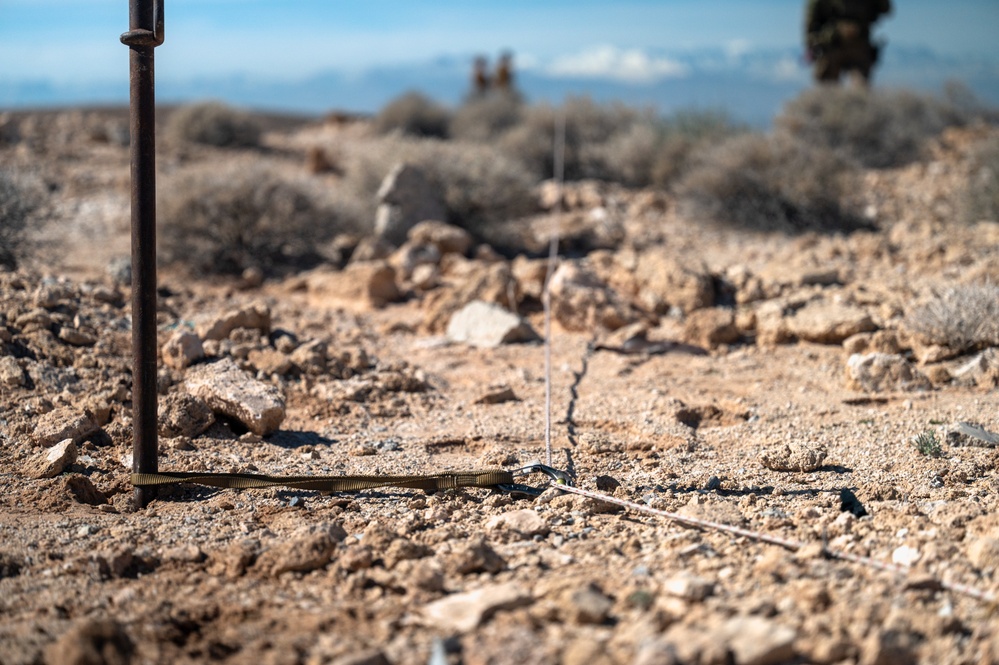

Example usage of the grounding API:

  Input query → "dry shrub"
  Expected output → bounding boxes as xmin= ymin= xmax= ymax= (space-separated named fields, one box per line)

xmin=493 ymin=99 xmax=740 ymax=186
xmin=0 ymin=171 xmax=39 ymax=270
xmin=450 ymin=94 xmax=524 ymax=143
xmin=905 ymin=282 xmax=999 ymax=354
xmin=963 ymin=136 xmax=999 ymax=224
xmin=158 ymin=164 xmax=357 ymax=276
xmin=496 ymin=97 xmax=638 ymax=181
xmin=652 ymin=110 xmax=744 ymax=187
xmin=676 ymin=132 xmax=868 ymax=233
xmin=339 ymin=134 xmax=534 ymax=247
xmin=373 ymin=91 xmax=451 ymax=138
xmin=164 ymin=101 xmax=262 ymax=148
xmin=776 ymin=86 xmax=985 ymax=169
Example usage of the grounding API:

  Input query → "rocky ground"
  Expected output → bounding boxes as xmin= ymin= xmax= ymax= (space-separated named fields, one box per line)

xmin=2 ymin=108 xmax=999 ymax=665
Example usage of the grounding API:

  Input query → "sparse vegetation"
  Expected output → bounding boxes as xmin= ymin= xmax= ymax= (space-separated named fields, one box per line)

xmin=158 ymin=164 xmax=354 ymax=276
xmin=339 ymin=135 xmax=535 ymax=247
xmin=165 ymin=101 xmax=262 ymax=148
xmin=675 ymin=132 xmax=868 ymax=233
xmin=905 ymin=282 xmax=999 ymax=354
xmin=913 ymin=430 xmax=943 ymax=458
xmin=450 ymin=94 xmax=524 ymax=143
xmin=373 ymin=91 xmax=451 ymax=139
xmin=776 ymin=86 xmax=988 ymax=169
xmin=0 ymin=171 xmax=35 ymax=270
xmin=963 ymin=136 xmax=999 ymax=224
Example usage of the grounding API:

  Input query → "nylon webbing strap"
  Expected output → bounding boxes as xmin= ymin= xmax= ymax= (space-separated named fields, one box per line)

xmin=131 ymin=470 xmax=516 ymax=493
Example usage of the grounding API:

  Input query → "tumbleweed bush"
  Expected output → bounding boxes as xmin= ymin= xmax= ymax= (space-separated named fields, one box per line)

xmin=675 ymin=132 xmax=867 ymax=233
xmin=373 ymin=91 xmax=451 ymax=139
xmin=963 ymin=136 xmax=999 ymax=224
xmin=159 ymin=163 xmax=358 ymax=276
xmin=164 ymin=101 xmax=262 ymax=149
xmin=0 ymin=170 xmax=39 ymax=270
xmin=905 ymin=282 xmax=999 ymax=354
xmin=776 ymin=86 xmax=985 ymax=169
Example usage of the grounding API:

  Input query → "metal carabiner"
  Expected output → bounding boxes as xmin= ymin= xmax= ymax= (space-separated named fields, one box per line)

xmin=120 ymin=0 xmax=164 ymax=48
xmin=513 ymin=462 xmax=574 ymax=487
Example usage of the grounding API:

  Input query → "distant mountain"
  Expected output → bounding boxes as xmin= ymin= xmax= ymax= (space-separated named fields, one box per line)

xmin=2 ymin=44 xmax=997 ymax=126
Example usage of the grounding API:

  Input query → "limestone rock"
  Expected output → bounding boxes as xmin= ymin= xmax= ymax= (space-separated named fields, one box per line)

xmin=786 ymin=301 xmax=876 ymax=344
xmin=247 ymin=348 xmax=293 ymax=376
xmin=633 ymin=249 xmax=714 ymax=314
xmin=288 ymin=339 xmax=327 ymax=375
xmin=446 ymin=300 xmax=540 ymax=348
xmin=474 ymin=384 xmax=519 ymax=404
xmin=450 ymin=538 xmax=506 ymax=575
xmin=563 ymin=584 xmax=614 ymax=625
xmin=0 ymin=355 xmax=24 ymax=388
xmin=158 ymin=392 xmax=215 ymax=438
xmin=722 ymin=616 xmax=797 ymax=665
xmin=846 ymin=353 xmax=932 ymax=393
xmin=683 ymin=307 xmax=740 ymax=348
xmin=843 ymin=330 xmax=903 ymax=356
xmin=860 ymin=628 xmax=919 ymax=665
xmin=389 ymin=241 xmax=441 ymax=282
xmin=185 ymin=357 xmax=286 ymax=435
xmin=485 ymin=509 xmax=549 ymax=538
xmin=43 ymin=619 xmax=134 ymax=665
xmin=944 ymin=422 xmax=999 ymax=448
xmin=57 ymin=327 xmax=96 ymax=346
xmin=549 ymin=262 xmax=639 ymax=332
xmin=511 ymin=255 xmax=548 ymax=301
xmin=662 ymin=572 xmax=715 ymax=601
xmin=374 ymin=163 xmax=446 ymax=246
xmin=26 ymin=438 xmax=77 ymax=479
xmin=198 ymin=304 xmax=271 ymax=341
xmin=33 ymin=407 xmax=100 ymax=447
xmin=760 ymin=441 xmax=828 ymax=472
xmin=255 ymin=523 xmax=347 ymax=577
xmin=407 ymin=220 xmax=473 ymax=255
xmin=422 ymin=583 xmax=531 ymax=633
xmin=161 ymin=330 xmax=204 ymax=370
xmin=966 ymin=536 xmax=999 ymax=572
xmin=307 ymin=262 xmax=401 ymax=309
xmin=754 ymin=300 xmax=796 ymax=346
xmin=951 ymin=348 xmax=999 ymax=388
xmin=422 ymin=261 xmax=516 ymax=333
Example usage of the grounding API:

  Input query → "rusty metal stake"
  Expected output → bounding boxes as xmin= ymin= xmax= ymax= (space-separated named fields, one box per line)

xmin=121 ymin=0 xmax=164 ymax=508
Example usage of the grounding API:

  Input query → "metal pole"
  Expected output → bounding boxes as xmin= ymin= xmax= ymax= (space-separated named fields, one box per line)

xmin=121 ymin=0 xmax=164 ymax=508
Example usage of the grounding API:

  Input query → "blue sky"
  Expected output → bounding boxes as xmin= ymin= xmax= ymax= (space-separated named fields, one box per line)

xmin=2 ymin=0 xmax=998 ymax=81
xmin=2 ymin=0 xmax=998 ymax=114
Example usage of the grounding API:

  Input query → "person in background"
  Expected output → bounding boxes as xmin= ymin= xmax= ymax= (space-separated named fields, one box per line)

xmin=805 ymin=0 xmax=892 ymax=85
xmin=471 ymin=55 xmax=491 ymax=98
xmin=495 ymin=51 xmax=514 ymax=93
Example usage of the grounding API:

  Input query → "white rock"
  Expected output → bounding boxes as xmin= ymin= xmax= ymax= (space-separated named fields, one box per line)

xmin=185 ymin=357 xmax=286 ymax=435
xmin=26 ymin=438 xmax=77 ymax=479
xmin=161 ymin=331 xmax=204 ymax=370
xmin=446 ymin=300 xmax=539 ymax=348
xmin=722 ymin=616 xmax=797 ymax=665
xmin=846 ymin=353 xmax=932 ymax=393
xmin=485 ymin=509 xmax=549 ymax=538
xmin=662 ymin=572 xmax=714 ymax=601
xmin=422 ymin=583 xmax=531 ymax=633
xmin=891 ymin=545 xmax=921 ymax=567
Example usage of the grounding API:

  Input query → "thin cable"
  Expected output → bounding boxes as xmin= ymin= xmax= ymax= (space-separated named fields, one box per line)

xmin=543 ymin=109 xmax=566 ymax=467
xmin=555 ymin=483 xmax=997 ymax=605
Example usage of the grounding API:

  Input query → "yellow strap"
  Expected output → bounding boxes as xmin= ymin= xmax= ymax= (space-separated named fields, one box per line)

xmin=132 ymin=469 xmax=516 ymax=493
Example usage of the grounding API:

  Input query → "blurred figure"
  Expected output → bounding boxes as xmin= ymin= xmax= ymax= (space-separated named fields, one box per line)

xmin=805 ymin=0 xmax=891 ymax=85
xmin=495 ymin=51 xmax=514 ymax=92
xmin=471 ymin=56 xmax=491 ymax=98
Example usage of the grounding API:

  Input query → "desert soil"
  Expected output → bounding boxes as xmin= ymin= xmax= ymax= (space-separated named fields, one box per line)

xmin=1 ymin=108 xmax=999 ymax=665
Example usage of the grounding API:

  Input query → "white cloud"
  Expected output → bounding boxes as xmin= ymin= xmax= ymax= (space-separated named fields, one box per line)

xmin=547 ymin=45 xmax=689 ymax=83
